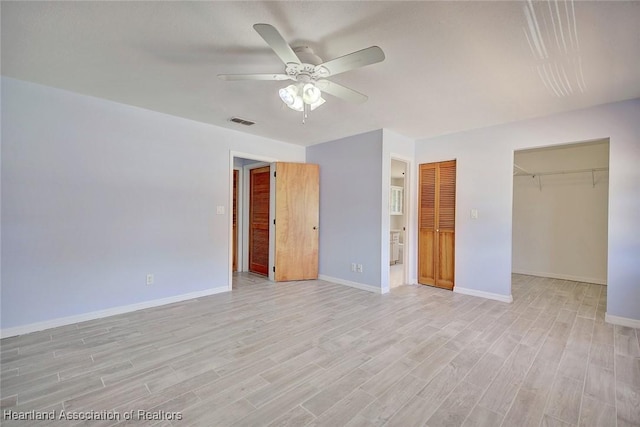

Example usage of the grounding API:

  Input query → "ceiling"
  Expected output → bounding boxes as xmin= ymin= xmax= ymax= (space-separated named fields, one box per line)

xmin=2 ymin=1 xmax=639 ymax=146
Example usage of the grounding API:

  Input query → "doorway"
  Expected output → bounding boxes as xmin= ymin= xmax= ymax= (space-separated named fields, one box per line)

xmin=390 ymin=159 xmax=407 ymax=288
xmin=229 ymin=154 xmax=276 ymax=287
xmin=229 ymin=155 xmax=320 ymax=287
xmin=511 ymin=140 xmax=609 ymax=288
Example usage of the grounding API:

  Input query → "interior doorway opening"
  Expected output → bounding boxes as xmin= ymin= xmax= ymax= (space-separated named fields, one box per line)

xmin=511 ymin=139 xmax=609 ymax=299
xmin=229 ymin=154 xmax=320 ymax=288
xmin=229 ymin=154 xmax=276 ymax=289
xmin=390 ymin=158 xmax=407 ymax=288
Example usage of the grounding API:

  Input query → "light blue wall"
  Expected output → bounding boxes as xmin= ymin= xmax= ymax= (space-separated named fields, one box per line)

xmin=4 ymin=75 xmax=637 ymax=333
xmin=307 ymin=130 xmax=384 ymax=290
xmin=1 ymin=77 xmax=305 ymax=332
xmin=416 ymin=99 xmax=640 ymax=322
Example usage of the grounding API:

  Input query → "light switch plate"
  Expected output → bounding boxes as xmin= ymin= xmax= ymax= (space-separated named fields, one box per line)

xmin=471 ymin=209 xmax=478 ymax=219
xmin=216 ymin=206 xmax=225 ymax=215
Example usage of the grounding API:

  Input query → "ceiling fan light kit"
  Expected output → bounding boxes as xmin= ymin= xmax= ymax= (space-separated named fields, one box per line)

xmin=279 ymin=83 xmax=324 ymax=111
xmin=218 ymin=23 xmax=385 ymax=123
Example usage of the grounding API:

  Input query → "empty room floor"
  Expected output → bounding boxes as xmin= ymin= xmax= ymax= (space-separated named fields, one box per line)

xmin=1 ymin=274 xmax=638 ymax=426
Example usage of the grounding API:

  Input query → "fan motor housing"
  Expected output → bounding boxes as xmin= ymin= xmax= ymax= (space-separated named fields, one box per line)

xmin=284 ymin=47 xmax=329 ymax=83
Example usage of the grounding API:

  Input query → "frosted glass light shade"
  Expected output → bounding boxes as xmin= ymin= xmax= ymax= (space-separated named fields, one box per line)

xmin=279 ymin=83 xmax=324 ymax=113
xmin=302 ymin=83 xmax=321 ymax=104
xmin=278 ymin=85 xmax=298 ymax=106
xmin=309 ymin=97 xmax=325 ymax=111
xmin=290 ymin=95 xmax=304 ymax=111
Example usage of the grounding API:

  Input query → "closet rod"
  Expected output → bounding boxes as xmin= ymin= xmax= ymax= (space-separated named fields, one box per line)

xmin=513 ymin=167 xmax=608 ymax=178
xmin=515 ymin=167 xmax=608 ymax=190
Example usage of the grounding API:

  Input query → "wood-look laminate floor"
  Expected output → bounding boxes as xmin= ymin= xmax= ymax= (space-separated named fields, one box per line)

xmin=1 ymin=274 xmax=639 ymax=426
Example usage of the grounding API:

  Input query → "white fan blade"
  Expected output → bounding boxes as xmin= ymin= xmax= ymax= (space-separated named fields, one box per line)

xmin=316 ymin=80 xmax=368 ymax=104
xmin=315 ymin=46 xmax=385 ymax=77
xmin=253 ymin=23 xmax=300 ymax=65
xmin=218 ymin=74 xmax=291 ymax=81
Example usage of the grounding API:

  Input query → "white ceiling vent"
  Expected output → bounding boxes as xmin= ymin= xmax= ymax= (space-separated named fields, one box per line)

xmin=230 ymin=117 xmax=255 ymax=126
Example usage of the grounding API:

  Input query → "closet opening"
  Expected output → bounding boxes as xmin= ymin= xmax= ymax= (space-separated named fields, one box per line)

xmin=511 ymin=139 xmax=609 ymax=301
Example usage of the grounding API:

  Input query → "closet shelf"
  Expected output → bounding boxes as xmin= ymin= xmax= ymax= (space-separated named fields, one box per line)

xmin=514 ymin=167 xmax=608 ymax=190
xmin=513 ymin=167 xmax=608 ymax=178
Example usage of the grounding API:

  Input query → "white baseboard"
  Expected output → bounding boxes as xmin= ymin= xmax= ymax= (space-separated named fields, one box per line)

xmin=454 ymin=286 xmax=513 ymax=303
xmin=512 ymin=270 xmax=606 ymax=285
xmin=605 ymin=313 xmax=640 ymax=329
xmin=318 ymin=275 xmax=384 ymax=294
xmin=0 ymin=286 xmax=230 ymax=339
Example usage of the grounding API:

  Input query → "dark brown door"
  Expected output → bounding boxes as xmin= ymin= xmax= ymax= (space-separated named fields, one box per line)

xmin=418 ymin=160 xmax=456 ymax=290
xmin=274 ymin=162 xmax=319 ymax=281
xmin=249 ymin=166 xmax=270 ymax=275
xmin=232 ymin=169 xmax=239 ymax=272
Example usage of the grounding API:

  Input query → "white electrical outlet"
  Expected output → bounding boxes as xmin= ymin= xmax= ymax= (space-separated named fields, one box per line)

xmin=357 ymin=264 xmax=363 ymax=273
xmin=146 ymin=274 xmax=154 ymax=285
xmin=351 ymin=263 xmax=356 ymax=272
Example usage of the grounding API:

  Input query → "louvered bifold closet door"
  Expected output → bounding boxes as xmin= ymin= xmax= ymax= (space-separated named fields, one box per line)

xmin=249 ymin=166 xmax=271 ymax=275
xmin=418 ymin=160 xmax=456 ymax=290
xmin=436 ymin=161 xmax=456 ymax=289
xmin=418 ymin=164 xmax=437 ymax=285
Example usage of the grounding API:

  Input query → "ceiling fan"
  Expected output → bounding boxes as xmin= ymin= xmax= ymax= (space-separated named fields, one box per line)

xmin=218 ymin=23 xmax=385 ymax=122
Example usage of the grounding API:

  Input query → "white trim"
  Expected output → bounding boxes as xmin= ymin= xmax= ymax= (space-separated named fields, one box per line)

xmin=319 ymin=274 xmax=385 ymax=294
xmin=605 ymin=313 xmax=640 ymax=329
xmin=454 ymin=286 xmax=513 ymax=303
xmin=512 ymin=269 xmax=606 ymax=285
xmin=269 ymin=163 xmax=276 ymax=282
xmin=388 ymin=154 xmax=412 ymax=296
xmin=0 ymin=286 xmax=229 ymax=338
xmin=233 ymin=166 xmax=243 ymax=274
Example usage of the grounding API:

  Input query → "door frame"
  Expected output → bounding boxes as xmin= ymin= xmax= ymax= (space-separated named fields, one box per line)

xmin=228 ymin=151 xmax=278 ymax=290
xmin=233 ymin=167 xmax=240 ymax=272
xmin=389 ymin=157 xmax=410 ymax=289
xmin=383 ymin=153 xmax=413 ymax=292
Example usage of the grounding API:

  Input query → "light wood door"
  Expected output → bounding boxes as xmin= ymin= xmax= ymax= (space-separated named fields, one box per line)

xmin=274 ymin=162 xmax=319 ymax=281
xmin=232 ymin=169 xmax=238 ymax=272
xmin=249 ymin=166 xmax=270 ymax=276
xmin=418 ymin=160 xmax=456 ymax=290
